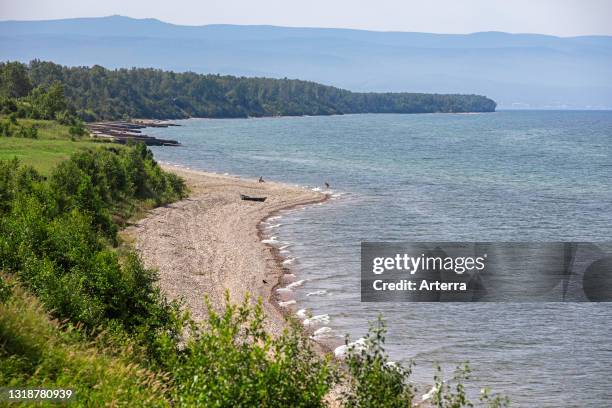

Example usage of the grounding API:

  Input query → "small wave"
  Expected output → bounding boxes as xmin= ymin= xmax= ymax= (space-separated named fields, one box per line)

xmin=262 ymin=237 xmax=283 ymax=246
xmin=276 ymin=287 xmax=293 ymax=294
xmin=310 ymin=326 xmax=337 ymax=341
xmin=385 ymin=361 xmax=399 ymax=370
xmin=311 ymin=187 xmax=322 ymax=192
xmin=334 ymin=338 xmax=367 ymax=358
xmin=278 ymin=244 xmax=292 ymax=250
xmin=303 ymin=314 xmax=330 ymax=327
xmin=282 ymin=258 xmax=295 ymax=266
xmin=306 ymin=290 xmax=327 ymax=297
xmin=285 ymin=279 xmax=305 ymax=289
xmin=278 ymin=300 xmax=296 ymax=307
xmin=296 ymin=308 xmax=308 ymax=319
xmin=313 ymin=326 xmax=333 ymax=336
xmin=267 ymin=216 xmax=282 ymax=222
xmin=265 ymin=223 xmax=282 ymax=229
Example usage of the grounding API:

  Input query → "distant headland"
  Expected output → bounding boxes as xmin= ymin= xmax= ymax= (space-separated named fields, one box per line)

xmin=1 ymin=60 xmax=496 ymax=121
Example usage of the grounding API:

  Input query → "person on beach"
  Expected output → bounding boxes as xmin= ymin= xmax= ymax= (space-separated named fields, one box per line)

xmin=259 ymin=176 xmax=265 ymax=183
xmin=325 ymin=182 xmax=330 ymax=189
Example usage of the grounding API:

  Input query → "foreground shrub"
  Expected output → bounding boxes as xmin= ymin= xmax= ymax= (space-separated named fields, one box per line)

xmin=0 ymin=280 xmax=170 ymax=406
xmin=341 ymin=317 xmax=415 ymax=407
xmin=167 ymin=293 xmax=338 ymax=407
xmin=0 ymin=275 xmax=12 ymax=303
xmin=0 ymin=145 xmax=186 ymax=338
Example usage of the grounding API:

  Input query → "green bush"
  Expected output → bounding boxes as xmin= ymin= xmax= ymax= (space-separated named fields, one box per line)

xmin=68 ymin=120 xmax=87 ymax=137
xmin=0 ymin=145 xmax=186 ymax=337
xmin=0 ymin=275 xmax=12 ymax=303
xmin=0 ymin=281 xmax=171 ymax=406
xmin=168 ymin=293 xmax=337 ymax=407
xmin=0 ymin=118 xmax=39 ymax=138
xmin=342 ymin=316 xmax=415 ymax=407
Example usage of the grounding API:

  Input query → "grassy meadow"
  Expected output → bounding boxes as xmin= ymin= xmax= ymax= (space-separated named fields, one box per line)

xmin=0 ymin=119 xmax=107 ymax=175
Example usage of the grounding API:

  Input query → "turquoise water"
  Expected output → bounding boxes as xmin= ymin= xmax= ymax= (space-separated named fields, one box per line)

xmin=148 ymin=111 xmax=612 ymax=407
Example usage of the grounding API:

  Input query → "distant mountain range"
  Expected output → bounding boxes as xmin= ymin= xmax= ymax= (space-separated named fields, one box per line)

xmin=1 ymin=15 xmax=611 ymax=109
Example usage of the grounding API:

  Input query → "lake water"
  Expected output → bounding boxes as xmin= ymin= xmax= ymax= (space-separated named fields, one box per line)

xmin=148 ymin=111 xmax=612 ymax=407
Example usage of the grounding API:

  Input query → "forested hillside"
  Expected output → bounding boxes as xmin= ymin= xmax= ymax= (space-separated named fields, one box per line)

xmin=1 ymin=60 xmax=496 ymax=121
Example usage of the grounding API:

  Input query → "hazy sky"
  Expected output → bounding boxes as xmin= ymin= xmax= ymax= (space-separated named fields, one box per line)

xmin=1 ymin=0 xmax=611 ymax=36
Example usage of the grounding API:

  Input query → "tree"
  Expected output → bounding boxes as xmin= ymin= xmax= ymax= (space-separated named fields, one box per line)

xmin=0 ymin=62 xmax=33 ymax=98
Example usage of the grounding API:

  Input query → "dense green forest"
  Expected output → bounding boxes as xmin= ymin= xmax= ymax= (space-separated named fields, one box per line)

xmin=0 ymin=60 xmax=496 ymax=121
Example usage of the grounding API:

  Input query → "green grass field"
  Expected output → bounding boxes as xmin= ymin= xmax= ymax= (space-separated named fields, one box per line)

xmin=0 ymin=119 xmax=112 ymax=175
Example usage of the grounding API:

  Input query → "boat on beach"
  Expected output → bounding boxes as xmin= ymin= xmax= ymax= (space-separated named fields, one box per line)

xmin=240 ymin=194 xmax=267 ymax=202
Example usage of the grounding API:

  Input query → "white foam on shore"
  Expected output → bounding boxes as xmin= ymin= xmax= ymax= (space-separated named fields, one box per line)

xmin=385 ymin=361 xmax=398 ymax=370
xmin=303 ymin=314 xmax=330 ymax=327
xmin=278 ymin=244 xmax=292 ymax=250
xmin=310 ymin=326 xmax=336 ymax=341
xmin=282 ymin=258 xmax=295 ymax=266
xmin=278 ymin=300 xmax=296 ymax=307
xmin=306 ymin=290 xmax=327 ymax=297
xmin=296 ymin=308 xmax=308 ymax=319
xmin=261 ymin=237 xmax=281 ymax=245
xmin=334 ymin=337 xmax=368 ymax=359
xmin=313 ymin=326 xmax=333 ymax=336
xmin=276 ymin=287 xmax=293 ymax=294
xmin=286 ymin=279 xmax=305 ymax=289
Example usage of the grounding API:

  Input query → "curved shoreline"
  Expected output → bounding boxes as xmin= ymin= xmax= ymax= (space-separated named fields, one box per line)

xmin=255 ymin=190 xmax=332 ymax=339
xmin=125 ymin=164 xmax=330 ymax=339
xmin=256 ymin=196 xmax=336 ymax=346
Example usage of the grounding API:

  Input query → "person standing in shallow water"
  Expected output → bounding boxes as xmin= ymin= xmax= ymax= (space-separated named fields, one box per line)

xmin=324 ymin=182 xmax=330 ymax=189
xmin=259 ymin=176 xmax=265 ymax=183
